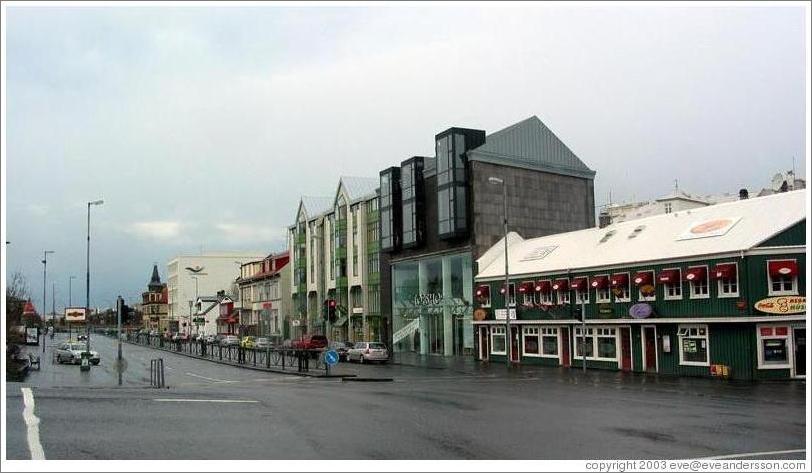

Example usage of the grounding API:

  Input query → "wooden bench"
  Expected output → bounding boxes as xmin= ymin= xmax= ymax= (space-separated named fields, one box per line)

xmin=28 ymin=353 xmax=41 ymax=371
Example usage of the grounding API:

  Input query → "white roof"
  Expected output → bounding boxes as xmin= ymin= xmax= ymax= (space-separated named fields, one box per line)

xmin=476 ymin=190 xmax=806 ymax=280
xmin=338 ymin=176 xmax=379 ymax=203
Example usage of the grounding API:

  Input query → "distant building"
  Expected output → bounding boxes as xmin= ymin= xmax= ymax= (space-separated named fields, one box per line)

xmin=236 ymin=251 xmax=291 ymax=339
xmin=598 ymin=170 xmax=806 ymax=227
xmin=141 ymin=264 xmax=168 ymax=332
xmin=166 ymin=252 xmax=265 ymax=335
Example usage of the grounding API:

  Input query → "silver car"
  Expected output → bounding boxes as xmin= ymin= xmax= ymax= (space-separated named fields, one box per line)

xmin=220 ymin=335 xmax=240 ymax=346
xmin=255 ymin=337 xmax=271 ymax=349
xmin=347 ymin=342 xmax=389 ymax=364
xmin=55 ymin=342 xmax=100 ymax=365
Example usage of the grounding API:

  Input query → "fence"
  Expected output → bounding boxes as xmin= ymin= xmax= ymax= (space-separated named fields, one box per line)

xmin=125 ymin=333 xmax=328 ymax=375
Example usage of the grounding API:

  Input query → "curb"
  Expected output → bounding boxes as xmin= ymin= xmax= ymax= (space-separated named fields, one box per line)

xmin=341 ymin=377 xmax=394 ymax=382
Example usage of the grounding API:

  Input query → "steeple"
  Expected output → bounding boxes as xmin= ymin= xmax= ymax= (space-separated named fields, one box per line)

xmin=148 ymin=264 xmax=163 ymax=291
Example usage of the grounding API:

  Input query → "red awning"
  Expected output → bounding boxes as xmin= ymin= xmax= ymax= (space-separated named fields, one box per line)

xmin=633 ymin=271 xmax=653 ymax=286
xmin=657 ymin=269 xmax=680 ymax=283
xmin=475 ymin=285 xmax=490 ymax=298
xmin=518 ymin=282 xmax=534 ymax=293
xmin=535 ymin=280 xmax=552 ymax=293
xmin=768 ymin=260 xmax=798 ymax=278
xmin=590 ymin=276 xmax=609 ymax=289
xmin=714 ymin=263 xmax=737 ymax=280
xmin=552 ymin=278 xmax=569 ymax=291
xmin=571 ymin=277 xmax=588 ymax=290
xmin=610 ymin=273 xmax=628 ymax=287
xmin=685 ymin=266 xmax=707 ymax=282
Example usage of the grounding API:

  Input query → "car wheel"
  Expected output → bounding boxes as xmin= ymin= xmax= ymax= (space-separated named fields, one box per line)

xmin=56 ymin=355 xmax=62 ymax=364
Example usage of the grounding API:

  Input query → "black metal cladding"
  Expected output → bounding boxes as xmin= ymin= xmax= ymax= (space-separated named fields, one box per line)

xmin=380 ymin=167 xmax=402 ymax=252
xmin=401 ymin=157 xmax=426 ymax=249
xmin=435 ymin=128 xmax=485 ymax=239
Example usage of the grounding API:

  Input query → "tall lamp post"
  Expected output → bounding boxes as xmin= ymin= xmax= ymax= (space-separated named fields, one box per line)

xmin=86 ymin=199 xmax=104 ymax=355
xmin=42 ymin=250 xmax=55 ymax=329
xmin=488 ymin=177 xmax=511 ymax=368
xmin=68 ymin=275 xmax=76 ymax=307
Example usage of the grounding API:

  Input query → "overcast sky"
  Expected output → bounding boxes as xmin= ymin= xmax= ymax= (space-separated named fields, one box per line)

xmin=3 ymin=4 xmax=807 ymax=312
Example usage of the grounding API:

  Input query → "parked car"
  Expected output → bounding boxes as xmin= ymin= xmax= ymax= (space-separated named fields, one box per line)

xmin=292 ymin=335 xmax=328 ymax=350
xmin=77 ymin=334 xmax=88 ymax=342
xmin=255 ymin=337 xmax=271 ymax=349
xmin=328 ymin=341 xmax=354 ymax=361
xmin=220 ymin=335 xmax=240 ymax=346
xmin=240 ymin=336 xmax=256 ymax=349
xmin=347 ymin=342 xmax=389 ymax=364
xmin=55 ymin=342 xmax=100 ymax=365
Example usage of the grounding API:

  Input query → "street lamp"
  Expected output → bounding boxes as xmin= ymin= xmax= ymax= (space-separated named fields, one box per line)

xmin=86 ymin=199 xmax=104 ymax=355
xmin=68 ymin=275 xmax=76 ymax=307
xmin=42 ymin=250 xmax=55 ymax=328
xmin=488 ymin=176 xmax=511 ymax=368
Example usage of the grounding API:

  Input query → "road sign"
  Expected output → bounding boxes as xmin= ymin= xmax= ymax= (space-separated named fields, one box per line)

xmin=324 ymin=350 xmax=339 ymax=366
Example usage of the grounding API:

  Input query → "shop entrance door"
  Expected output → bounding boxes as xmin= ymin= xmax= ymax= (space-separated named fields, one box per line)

xmin=427 ymin=312 xmax=445 ymax=355
xmin=453 ymin=315 xmax=465 ymax=355
xmin=479 ymin=326 xmax=489 ymax=361
xmin=620 ymin=327 xmax=632 ymax=372
xmin=643 ymin=326 xmax=657 ymax=373
xmin=510 ymin=326 xmax=520 ymax=362
xmin=560 ymin=327 xmax=570 ymax=367
xmin=794 ymin=327 xmax=806 ymax=378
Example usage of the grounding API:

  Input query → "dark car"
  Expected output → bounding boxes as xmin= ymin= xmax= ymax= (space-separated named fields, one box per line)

xmin=293 ymin=335 xmax=328 ymax=350
xmin=328 ymin=341 xmax=354 ymax=361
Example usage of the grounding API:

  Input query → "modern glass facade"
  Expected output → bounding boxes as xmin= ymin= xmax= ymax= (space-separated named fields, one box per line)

xmin=391 ymin=251 xmax=474 ymax=356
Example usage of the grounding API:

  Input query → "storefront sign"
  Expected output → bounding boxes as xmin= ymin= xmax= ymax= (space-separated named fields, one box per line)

xmin=678 ymin=217 xmax=741 ymax=240
xmin=629 ymin=303 xmax=653 ymax=319
xmin=473 ymin=308 xmax=487 ymax=321
xmin=754 ymin=296 xmax=805 ymax=315
xmin=598 ymin=305 xmax=613 ymax=315
xmin=494 ymin=308 xmax=517 ymax=320
xmin=413 ymin=293 xmax=443 ymax=306
xmin=65 ymin=307 xmax=87 ymax=322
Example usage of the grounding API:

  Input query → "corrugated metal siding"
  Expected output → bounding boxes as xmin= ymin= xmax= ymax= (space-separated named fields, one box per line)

xmin=632 ymin=327 xmax=643 ymax=372
xmin=757 ymin=220 xmax=806 ymax=247
xmin=709 ymin=323 xmax=755 ymax=381
xmin=745 ymin=253 xmax=806 ymax=304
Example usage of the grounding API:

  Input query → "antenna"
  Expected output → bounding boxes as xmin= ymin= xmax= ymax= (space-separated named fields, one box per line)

xmin=791 ymin=156 xmax=796 ymax=190
xmin=674 ymin=179 xmax=679 ymax=193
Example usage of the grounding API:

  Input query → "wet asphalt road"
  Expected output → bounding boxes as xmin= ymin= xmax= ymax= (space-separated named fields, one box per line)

xmin=5 ymin=332 xmax=807 ymax=460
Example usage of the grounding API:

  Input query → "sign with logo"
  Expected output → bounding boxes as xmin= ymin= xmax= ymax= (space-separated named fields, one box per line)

xmin=494 ymin=308 xmax=517 ymax=320
xmin=473 ymin=308 xmax=487 ymax=321
xmin=629 ymin=303 xmax=653 ymax=319
xmin=754 ymin=296 xmax=805 ymax=315
xmin=598 ymin=304 xmax=613 ymax=315
xmin=65 ymin=307 xmax=87 ymax=322
xmin=678 ymin=217 xmax=741 ymax=240
xmin=413 ymin=293 xmax=443 ymax=306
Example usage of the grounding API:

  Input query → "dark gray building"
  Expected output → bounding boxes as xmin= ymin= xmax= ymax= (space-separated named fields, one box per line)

xmin=380 ymin=115 xmax=596 ymax=359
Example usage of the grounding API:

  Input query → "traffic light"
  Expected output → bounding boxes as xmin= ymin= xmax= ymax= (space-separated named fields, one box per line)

xmin=328 ymin=299 xmax=337 ymax=323
xmin=322 ymin=299 xmax=330 ymax=322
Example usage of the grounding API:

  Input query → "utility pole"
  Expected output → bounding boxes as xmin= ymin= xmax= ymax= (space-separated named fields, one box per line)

xmin=86 ymin=199 xmax=103 ymax=357
xmin=581 ymin=298 xmax=587 ymax=373
xmin=117 ymin=295 xmax=123 ymax=386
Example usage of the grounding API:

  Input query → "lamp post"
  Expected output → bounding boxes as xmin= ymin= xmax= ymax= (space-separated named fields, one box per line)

xmin=42 ymin=250 xmax=55 ymax=343
xmin=86 ymin=199 xmax=104 ymax=355
xmin=488 ymin=176 xmax=511 ymax=368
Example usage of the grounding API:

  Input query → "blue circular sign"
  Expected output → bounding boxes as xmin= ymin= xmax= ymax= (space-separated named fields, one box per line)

xmin=324 ymin=350 xmax=339 ymax=366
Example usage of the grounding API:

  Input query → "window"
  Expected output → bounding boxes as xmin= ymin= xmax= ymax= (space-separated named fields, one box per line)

xmin=611 ymin=273 xmax=630 ymax=302
xmin=541 ymin=327 xmax=559 ymax=357
xmin=572 ymin=277 xmax=589 ymax=304
xmin=634 ymin=271 xmax=655 ymax=301
xmin=678 ymin=325 xmax=709 ymax=366
xmin=476 ymin=284 xmax=491 ymax=308
xmin=520 ymin=282 xmax=535 ymax=306
xmin=756 ymin=325 xmax=791 ymax=369
xmin=436 ymin=132 xmax=469 ymax=238
xmin=537 ymin=280 xmax=553 ymax=305
xmin=501 ymin=283 xmax=517 ymax=307
xmin=552 ymin=279 xmax=569 ymax=305
xmin=664 ymin=202 xmax=672 ymax=214
xmin=686 ymin=266 xmax=709 ymax=299
xmin=715 ymin=262 xmax=739 ymax=298
xmin=659 ymin=268 xmax=682 ymax=300
xmin=767 ymin=260 xmax=799 ymax=296
xmin=522 ymin=327 xmax=540 ymax=356
xmin=490 ymin=327 xmax=506 ymax=355
xmin=379 ymin=168 xmax=401 ymax=251
xmin=367 ymin=253 xmax=379 ymax=276
xmin=574 ymin=327 xmax=617 ymax=361
xmin=592 ymin=276 xmax=610 ymax=303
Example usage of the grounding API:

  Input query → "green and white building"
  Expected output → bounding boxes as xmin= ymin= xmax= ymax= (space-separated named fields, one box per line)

xmin=288 ymin=177 xmax=382 ymax=342
xmin=473 ymin=190 xmax=806 ymax=380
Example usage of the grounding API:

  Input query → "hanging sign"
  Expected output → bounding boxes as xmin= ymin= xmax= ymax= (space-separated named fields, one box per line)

xmin=473 ymin=308 xmax=488 ymax=321
xmin=629 ymin=303 xmax=653 ymax=319
xmin=754 ymin=296 xmax=805 ymax=315
xmin=494 ymin=308 xmax=517 ymax=320
xmin=413 ymin=293 xmax=443 ymax=306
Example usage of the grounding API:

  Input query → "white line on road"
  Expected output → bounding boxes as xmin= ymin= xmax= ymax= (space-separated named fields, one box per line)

xmin=693 ymin=449 xmax=806 ymax=460
xmin=184 ymin=372 xmax=237 ymax=383
xmin=153 ymin=399 xmax=258 ymax=403
xmin=21 ymin=387 xmax=46 ymax=460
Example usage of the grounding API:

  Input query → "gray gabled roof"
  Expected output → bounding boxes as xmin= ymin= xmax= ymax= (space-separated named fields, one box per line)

xmin=335 ymin=176 xmax=379 ymax=206
xmin=467 ymin=116 xmax=595 ymax=179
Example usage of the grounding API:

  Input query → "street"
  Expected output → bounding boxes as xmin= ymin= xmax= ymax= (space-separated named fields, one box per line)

xmin=5 ymin=332 xmax=807 ymax=460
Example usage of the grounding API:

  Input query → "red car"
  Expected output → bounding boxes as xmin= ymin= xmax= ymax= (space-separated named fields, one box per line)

xmin=292 ymin=335 xmax=328 ymax=350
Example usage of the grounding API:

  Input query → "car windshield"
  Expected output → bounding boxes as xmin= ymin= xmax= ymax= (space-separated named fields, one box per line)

xmin=354 ymin=342 xmax=366 ymax=348
xmin=68 ymin=344 xmax=85 ymax=350
xmin=369 ymin=343 xmax=386 ymax=349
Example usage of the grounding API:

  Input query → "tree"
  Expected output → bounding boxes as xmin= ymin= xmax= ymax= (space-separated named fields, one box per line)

xmin=6 ymin=270 xmax=30 ymax=326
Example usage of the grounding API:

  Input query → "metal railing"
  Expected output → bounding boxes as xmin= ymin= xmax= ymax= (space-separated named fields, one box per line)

xmin=150 ymin=358 xmax=165 ymax=388
xmin=125 ymin=333 xmax=327 ymax=374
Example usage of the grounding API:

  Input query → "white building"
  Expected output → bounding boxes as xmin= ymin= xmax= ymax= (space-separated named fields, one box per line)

xmin=166 ymin=252 xmax=265 ymax=334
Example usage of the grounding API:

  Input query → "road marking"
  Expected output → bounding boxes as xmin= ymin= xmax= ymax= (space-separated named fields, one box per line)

xmin=694 ymin=449 xmax=806 ymax=460
xmin=184 ymin=372 xmax=237 ymax=383
xmin=153 ymin=399 xmax=258 ymax=403
xmin=21 ymin=387 xmax=46 ymax=460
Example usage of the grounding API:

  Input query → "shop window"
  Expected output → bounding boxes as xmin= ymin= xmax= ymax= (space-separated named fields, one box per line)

xmin=767 ymin=260 xmax=798 ymax=296
xmin=491 ymin=326 xmax=506 ymax=355
xmin=574 ymin=327 xmax=594 ymax=358
xmin=575 ymin=327 xmax=617 ymax=362
xmin=592 ymin=275 xmax=610 ymax=303
xmin=522 ymin=327 xmax=540 ymax=356
xmin=611 ymin=273 xmax=630 ymax=302
xmin=519 ymin=282 xmax=535 ymax=306
xmin=659 ymin=268 xmax=682 ymax=300
xmin=536 ymin=280 xmax=553 ymax=305
xmin=757 ymin=325 xmax=791 ymax=369
xmin=634 ymin=271 xmax=655 ymax=302
xmin=678 ymin=325 xmax=709 ymax=366
xmin=475 ymin=284 xmax=491 ymax=308
xmin=541 ymin=327 xmax=559 ymax=357
xmin=715 ymin=262 xmax=739 ymax=298
xmin=686 ymin=266 xmax=709 ymax=299
xmin=596 ymin=328 xmax=617 ymax=359
xmin=500 ymin=283 xmax=517 ymax=307
xmin=572 ymin=277 xmax=589 ymax=304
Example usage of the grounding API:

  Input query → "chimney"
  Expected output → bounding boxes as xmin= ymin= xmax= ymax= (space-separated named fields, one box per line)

xmin=738 ymin=188 xmax=749 ymax=200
